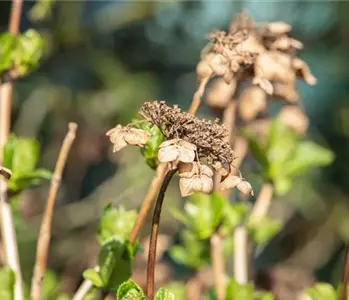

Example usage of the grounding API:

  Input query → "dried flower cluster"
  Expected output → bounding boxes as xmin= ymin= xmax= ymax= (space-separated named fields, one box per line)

xmin=203 ymin=12 xmax=315 ymax=136
xmin=106 ymin=101 xmax=253 ymax=197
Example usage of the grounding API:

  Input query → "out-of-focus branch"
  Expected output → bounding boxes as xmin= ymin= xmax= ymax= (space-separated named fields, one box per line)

xmin=31 ymin=123 xmax=78 ymax=300
xmin=249 ymin=182 xmax=274 ymax=226
xmin=210 ymin=232 xmax=226 ymax=300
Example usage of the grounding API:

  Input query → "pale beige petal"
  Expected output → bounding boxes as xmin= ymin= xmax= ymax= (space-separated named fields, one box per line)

xmin=200 ymin=175 xmax=214 ymax=194
xmin=112 ymin=136 xmax=128 ymax=152
xmin=179 ymin=140 xmax=197 ymax=151
xmin=124 ymin=128 xmax=151 ymax=146
xmin=106 ymin=124 xmax=122 ymax=137
xmin=158 ymin=145 xmax=179 ymax=163
xmin=237 ymin=180 xmax=254 ymax=196
xmin=179 ymin=177 xmax=196 ymax=197
xmin=219 ymin=175 xmax=242 ymax=190
xmin=267 ymin=22 xmax=291 ymax=35
xmin=178 ymin=162 xmax=198 ymax=178
xmin=178 ymin=146 xmax=195 ymax=163
xmin=159 ymin=139 xmax=180 ymax=148
xmin=199 ymin=163 xmax=214 ymax=178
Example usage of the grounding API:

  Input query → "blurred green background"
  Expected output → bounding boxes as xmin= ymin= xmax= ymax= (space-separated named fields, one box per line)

xmin=1 ymin=0 xmax=349 ymax=297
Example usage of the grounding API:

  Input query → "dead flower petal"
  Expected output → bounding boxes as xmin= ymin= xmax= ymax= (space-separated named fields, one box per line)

xmin=199 ymin=163 xmax=214 ymax=178
xmin=178 ymin=146 xmax=196 ymax=163
xmin=200 ymin=176 xmax=214 ymax=194
xmin=239 ymin=86 xmax=267 ymax=121
xmin=179 ymin=140 xmax=197 ymax=151
xmin=278 ymin=105 xmax=309 ymax=136
xmin=178 ymin=162 xmax=198 ymax=178
xmin=237 ymin=180 xmax=254 ymax=196
xmin=159 ymin=139 xmax=180 ymax=148
xmin=158 ymin=145 xmax=179 ymax=163
xmin=124 ymin=128 xmax=151 ymax=146
xmin=219 ymin=175 xmax=242 ymax=190
xmin=179 ymin=177 xmax=197 ymax=197
xmin=253 ymin=77 xmax=273 ymax=95
xmin=112 ymin=136 xmax=128 ymax=152
xmin=267 ymin=22 xmax=292 ymax=35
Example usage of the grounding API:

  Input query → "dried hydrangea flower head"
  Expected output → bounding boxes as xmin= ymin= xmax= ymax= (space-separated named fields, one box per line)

xmin=106 ymin=124 xmax=151 ymax=152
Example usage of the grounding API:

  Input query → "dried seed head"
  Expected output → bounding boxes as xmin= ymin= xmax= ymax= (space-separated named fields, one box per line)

xmin=106 ymin=125 xmax=151 ymax=152
xmin=239 ymin=86 xmax=267 ymax=122
xmin=272 ymin=83 xmax=299 ymax=104
xmin=206 ymin=78 xmax=236 ymax=109
xmin=278 ymin=105 xmax=309 ymax=135
xmin=179 ymin=162 xmax=214 ymax=197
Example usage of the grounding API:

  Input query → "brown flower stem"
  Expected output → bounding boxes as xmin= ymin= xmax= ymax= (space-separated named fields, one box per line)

xmin=339 ymin=244 xmax=349 ymax=300
xmin=188 ymin=77 xmax=209 ymax=115
xmin=185 ymin=272 xmax=202 ymax=300
xmin=129 ymin=163 xmax=168 ymax=244
xmin=146 ymin=169 xmax=176 ymax=300
xmin=210 ymin=232 xmax=226 ymax=300
xmin=0 ymin=1 xmax=24 ymax=299
xmin=248 ymin=182 xmax=274 ymax=226
xmin=31 ymin=123 xmax=78 ymax=300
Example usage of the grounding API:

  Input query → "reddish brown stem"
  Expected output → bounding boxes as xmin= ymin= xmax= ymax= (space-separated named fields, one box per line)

xmin=31 ymin=123 xmax=78 ymax=300
xmin=339 ymin=244 xmax=349 ymax=300
xmin=146 ymin=169 xmax=176 ymax=300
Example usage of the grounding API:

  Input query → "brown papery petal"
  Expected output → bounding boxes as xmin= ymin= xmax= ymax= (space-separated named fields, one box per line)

xmin=206 ymin=78 xmax=236 ymax=109
xmin=239 ymin=86 xmax=267 ymax=122
xmin=158 ymin=145 xmax=179 ymax=163
xmin=199 ymin=163 xmax=214 ymax=178
xmin=253 ymin=77 xmax=273 ymax=95
xmin=278 ymin=105 xmax=309 ymax=136
xmin=200 ymin=175 xmax=214 ymax=194
xmin=179 ymin=140 xmax=197 ymax=151
xmin=219 ymin=175 xmax=242 ymax=190
xmin=106 ymin=124 xmax=122 ymax=137
xmin=124 ymin=128 xmax=151 ymax=146
xmin=237 ymin=180 xmax=254 ymax=196
xmin=178 ymin=146 xmax=196 ymax=163
xmin=112 ymin=136 xmax=128 ymax=152
xmin=267 ymin=22 xmax=292 ymax=35
xmin=272 ymin=83 xmax=299 ymax=104
xmin=178 ymin=162 xmax=198 ymax=178
xmin=159 ymin=139 xmax=180 ymax=148
xmin=179 ymin=177 xmax=196 ymax=197
xmin=207 ymin=53 xmax=229 ymax=76
xmin=196 ymin=60 xmax=213 ymax=81
xmin=292 ymin=58 xmax=317 ymax=85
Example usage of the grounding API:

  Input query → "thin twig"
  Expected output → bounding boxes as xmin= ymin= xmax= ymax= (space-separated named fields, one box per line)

xmin=188 ymin=78 xmax=209 ymax=115
xmin=0 ymin=1 xmax=24 ymax=299
xmin=72 ymin=274 xmax=93 ymax=300
xmin=146 ymin=169 xmax=176 ymax=300
xmin=210 ymin=232 xmax=226 ymax=300
xmin=129 ymin=163 xmax=168 ymax=244
xmin=249 ymin=182 xmax=274 ymax=226
xmin=339 ymin=244 xmax=349 ymax=300
xmin=30 ymin=123 xmax=78 ymax=300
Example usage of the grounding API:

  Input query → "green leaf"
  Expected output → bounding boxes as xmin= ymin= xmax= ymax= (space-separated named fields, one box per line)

xmin=13 ymin=29 xmax=44 ymax=76
xmin=225 ymin=279 xmax=254 ymax=299
xmin=0 ymin=267 xmax=15 ymax=300
xmin=98 ymin=239 xmax=133 ymax=291
xmin=3 ymin=135 xmax=17 ymax=169
xmin=221 ymin=203 xmax=249 ymax=236
xmin=28 ymin=0 xmax=54 ymax=22
xmin=273 ymin=177 xmax=292 ymax=196
xmin=0 ymin=33 xmax=15 ymax=74
xmin=161 ymin=282 xmax=185 ymax=300
xmin=41 ymin=270 xmax=62 ymax=299
xmin=83 ymin=269 xmax=103 ymax=288
xmin=8 ymin=168 xmax=52 ymax=192
xmin=248 ymin=218 xmax=281 ymax=245
xmin=306 ymin=283 xmax=337 ymax=300
xmin=282 ymin=141 xmax=334 ymax=177
xmin=116 ymin=280 xmax=146 ymax=300
xmin=155 ymin=288 xmax=175 ymax=300
xmin=97 ymin=205 xmax=137 ymax=245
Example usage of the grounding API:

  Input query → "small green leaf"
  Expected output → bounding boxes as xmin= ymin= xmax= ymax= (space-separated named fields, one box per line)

xmin=225 ymin=279 xmax=254 ymax=299
xmin=8 ymin=168 xmax=52 ymax=192
xmin=0 ymin=267 xmax=15 ymax=300
xmin=242 ymin=129 xmax=269 ymax=170
xmin=11 ymin=137 xmax=39 ymax=177
xmin=3 ymin=135 xmax=17 ymax=169
xmin=273 ymin=177 xmax=292 ymax=196
xmin=97 ymin=205 xmax=137 ymax=245
xmin=155 ymin=288 xmax=175 ymax=300
xmin=28 ymin=0 xmax=54 ymax=22
xmin=248 ymin=218 xmax=281 ymax=245
xmin=282 ymin=141 xmax=334 ymax=177
xmin=116 ymin=280 xmax=146 ymax=300
xmin=98 ymin=239 xmax=133 ymax=291
xmin=83 ymin=269 xmax=103 ymax=288
xmin=0 ymin=33 xmax=15 ymax=74
xmin=161 ymin=282 xmax=185 ymax=300
xmin=306 ymin=283 xmax=337 ymax=300
xmin=221 ymin=203 xmax=249 ymax=236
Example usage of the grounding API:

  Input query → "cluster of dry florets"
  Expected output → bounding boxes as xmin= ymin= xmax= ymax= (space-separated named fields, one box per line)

xmin=106 ymin=101 xmax=253 ymax=197
xmin=203 ymin=12 xmax=316 ymax=136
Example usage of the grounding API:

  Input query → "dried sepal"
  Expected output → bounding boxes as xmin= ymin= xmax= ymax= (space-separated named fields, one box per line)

xmin=270 ymin=36 xmax=303 ymax=51
xmin=212 ymin=161 xmax=229 ymax=177
xmin=278 ymin=105 xmax=309 ymax=136
xmin=252 ymin=77 xmax=273 ymax=95
xmin=158 ymin=139 xmax=196 ymax=165
xmin=0 ymin=166 xmax=12 ymax=180
xmin=266 ymin=22 xmax=292 ymax=35
xmin=206 ymin=78 xmax=236 ymax=109
xmin=272 ymin=83 xmax=299 ymax=104
xmin=219 ymin=174 xmax=254 ymax=196
xmin=239 ymin=86 xmax=267 ymax=122
xmin=106 ymin=125 xmax=151 ymax=152
xmin=179 ymin=162 xmax=214 ymax=197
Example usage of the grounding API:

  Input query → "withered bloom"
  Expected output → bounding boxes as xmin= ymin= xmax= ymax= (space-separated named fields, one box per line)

xmin=220 ymin=174 xmax=254 ymax=196
xmin=158 ymin=139 xmax=196 ymax=165
xmin=106 ymin=125 xmax=151 ymax=152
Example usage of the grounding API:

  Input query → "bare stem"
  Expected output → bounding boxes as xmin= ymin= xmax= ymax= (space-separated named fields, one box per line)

xmin=249 ymin=182 xmax=274 ymax=226
xmin=210 ymin=232 xmax=226 ymax=300
xmin=129 ymin=163 xmax=168 ymax=244
xmin=339 ymin=244 xmax=349 ymax=300
xmin=188 ymin=78 xmax=209 ymax=115
xmin=0 ymin=1 xmax=24 ymax=299
xmin=30 ymin=123 xmax=78 ymax=300
xmin=146 ymin=169 xmax=176 ymax=300
xmin=233 ymin=226 xmax=249 ymax=284
xmin=72 ymin=274 xmax=94 ymax=300
xmin=185 ymin=272 xmax=202 ymax=300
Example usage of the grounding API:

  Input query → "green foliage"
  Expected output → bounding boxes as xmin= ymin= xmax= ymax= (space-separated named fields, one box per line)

xmin=0 ymin=267 xmax=15 ymax=300
xmin=38 ymin=269 xmax=70 ymax=300
xmin=116 ymin=280 xmax=146 ymax=300
xmin=29 ymin=0 xmax=54 ymax=22
xmin=306 ymin=283 xmax=337 ymax=300
xmin=204 ymin=279 xmax=274 ymax=300
xmin=160 ymin=282 xmax=185 ymax=299
xmin=97 ymin=204 xmax=138 ymax=245
xmin=243 ymin=119 xmax=334 ymax=195
xmin=3 ymin=135 xmax=51 ymax=193
xmin=0 ymin=30 xmax=44 ymax=79
xmin=155 ymin=288 xmax=175 ymax=300
xmin=134 ymin=121 xmax=164 ymax=169
xmin=247 ymin=217 xmax=282 ymax=245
